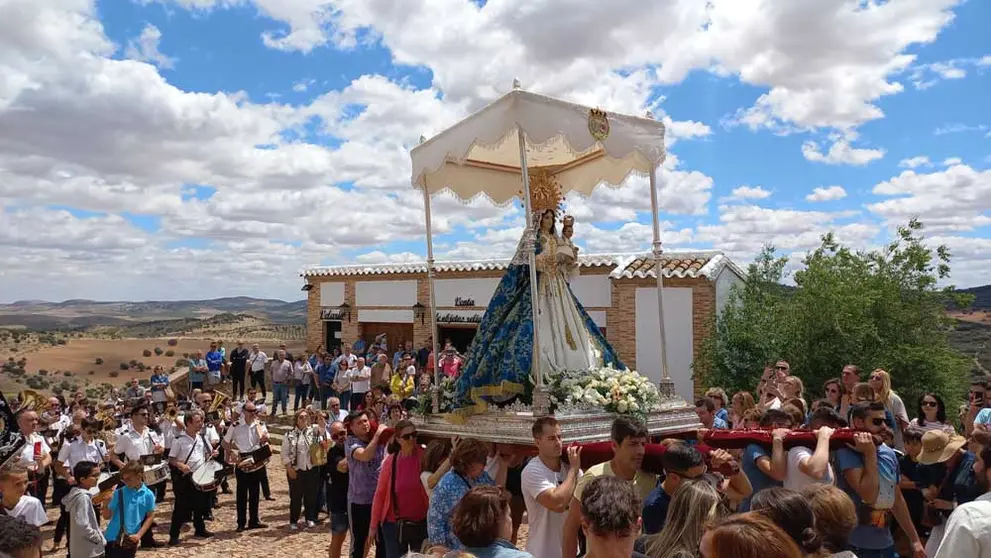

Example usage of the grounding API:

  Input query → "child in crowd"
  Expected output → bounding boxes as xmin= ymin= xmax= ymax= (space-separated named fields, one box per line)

xmin=64 ymin=461 xmax=107 ymax=558
xmin=0 ymin=464 xmax=47 ymax=527
xmin=102 ymin=461 xmax=156 ymax=558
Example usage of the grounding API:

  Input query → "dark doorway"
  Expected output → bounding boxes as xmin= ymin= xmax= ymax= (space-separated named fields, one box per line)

xmin=324 ymin=320 xmax=342 ymax=352
xmin=439 ymin=326 xmax=478 ymax=354
xmin=360 ymin=323 xmax=414 ymax=353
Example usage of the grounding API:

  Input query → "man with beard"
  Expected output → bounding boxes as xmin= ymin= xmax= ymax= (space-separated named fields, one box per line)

xmin=562 ymin=417 xmax=655 ymax=558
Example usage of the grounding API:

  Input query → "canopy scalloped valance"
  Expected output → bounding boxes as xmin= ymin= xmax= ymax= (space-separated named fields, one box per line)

xmin=410 ymin=89 xmax=667 ymax=204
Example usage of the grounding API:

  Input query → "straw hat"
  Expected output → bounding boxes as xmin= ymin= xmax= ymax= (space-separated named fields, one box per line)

xmin=916 ymin=430 xmax=967 ymax=465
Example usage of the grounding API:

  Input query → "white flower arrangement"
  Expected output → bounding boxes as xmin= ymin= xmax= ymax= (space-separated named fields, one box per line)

xmin=547 ymin=364 xmax=661 ymax=418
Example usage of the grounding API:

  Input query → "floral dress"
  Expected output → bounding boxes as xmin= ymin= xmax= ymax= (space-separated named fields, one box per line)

xmin=426 ymin=469 xmax=495 ymax=549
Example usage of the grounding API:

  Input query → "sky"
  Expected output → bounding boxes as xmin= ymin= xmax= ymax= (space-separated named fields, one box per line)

xmin=0 ymin=0 xmax=989 ymax=303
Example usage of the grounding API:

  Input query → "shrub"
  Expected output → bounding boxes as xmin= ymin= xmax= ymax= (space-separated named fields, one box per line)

xmin=154 ymin=347 xmax=163 ymax=356
xmin=165 ymin=350 xmax=174 ymax=357
xmin=38 ymin=369 xmax=48 ymax=376
xmin=56 ymin=338 xmax=67 ymax=345
xmin=129 ymin=359 xmax=138 ymax=367
xmin=109 ymin=371 xmax=119 ymax=378
xmin=175 ymin=358 xmax=189 ymax=367
xmin=136 ymin=363 xmax=146 ymax=372
xmin=94 ymin=357 xmax=104 ymax=365
xmin=119 ymin=363 xmax=129 ymax=370
xmin=88 ymin=370 xmax=95 ymax=375
xmin=138 ymin=379 xmax=150 ymax=388
xmin=167 ymin=338 xmax=178 ymax=346
xmin=62 ymin=370 xmax=72 ymax=377
xmin=14 ymin=378 xmax=22 ymax=384
xmin=142 ymin=349 xmax=152 ymax=357
xmin=182 ymin=352 xmax=190 ymax=358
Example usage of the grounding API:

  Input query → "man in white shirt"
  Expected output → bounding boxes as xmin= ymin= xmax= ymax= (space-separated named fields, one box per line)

xmin=935 ymin=446 xmax=991 ymax=558
xmin=223 ymin=402 xmax=270 ymax=531
xmin=0 ymin=464 xmax=48 ymax=527
xmin=326 ymin=397 xmax=348 ymax=422
xmin=112 ymin=404 xmax=167 ymax=512
xmin=247 ymin=344 xmax=269 ymax=402
xmin=347 ymin=357 xmax=371 ymax=410
xmin=56 ymin=418 xmax=110 ymax=483
xmin=13 ymin=410 xmax=52 ymax=502
xmin=521 ymin=417 xmax=582 ymax=558
xmin=770 ymin=410 xmax=837 ymax=490
xmin=167 ymin=410 xmax=214 ymax=544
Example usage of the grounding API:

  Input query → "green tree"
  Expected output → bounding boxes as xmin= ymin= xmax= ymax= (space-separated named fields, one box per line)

xmin=695 ymin=219 xmax=972 ymax=411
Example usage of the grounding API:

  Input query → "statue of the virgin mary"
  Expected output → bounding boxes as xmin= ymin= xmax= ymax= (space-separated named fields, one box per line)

xmin=452 ymin=170 xmax=624 ymax=412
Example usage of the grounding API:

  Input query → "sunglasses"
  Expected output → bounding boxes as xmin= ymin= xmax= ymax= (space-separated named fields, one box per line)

xmin=870 ymin=418 xmax=887 ymax=426
xmin=331 ymin=432 xmax=347 ymax=440
xmin=922 ymin=401 xmax=938 ymax=408
xmin=775 ymin=366 xmax=788 ymax=370
xmin=400 ymin=431 xmax=418 ymax=440
xmin=826 ymin=388 xmax=839 ymax=394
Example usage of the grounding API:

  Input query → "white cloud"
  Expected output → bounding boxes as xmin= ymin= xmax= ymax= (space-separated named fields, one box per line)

xmin=802 ymin=138 xmax=885 ymax=166
xmin=727 ymin=186 xmax=772 ymax=201
xmin=908 ymin=56 xmax=991 ymax=89
xmin=942 ymin=157 xmax=962 ymax=167
xmin=868 ymin=164 xmax=991 ymax=232
xmin=292 ymin=78 xmax=314 ymax=92
xmin=806 ymin=186 xmax=847 ymax=202
xmin=934 ymin=123 xmax=988 ymax=135
xmin=124 ymin=24 xmax=175 ymax=69
xmin=899 ymin=156 xmax=932 ymax=169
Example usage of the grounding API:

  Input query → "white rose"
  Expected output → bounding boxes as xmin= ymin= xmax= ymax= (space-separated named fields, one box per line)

xmin=617 ymin=401 xmax=629 ymax=413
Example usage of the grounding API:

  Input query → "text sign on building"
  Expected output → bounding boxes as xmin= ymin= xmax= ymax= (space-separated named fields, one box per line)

xmin=321 ymin=309 xmax=345 ymax=320
xmin=435 ymin=278 xmax=499 ymax=308
xmin=436 ymin=310 xmax=484 ymax=324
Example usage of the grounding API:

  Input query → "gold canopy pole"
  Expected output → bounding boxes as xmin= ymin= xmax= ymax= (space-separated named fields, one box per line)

xmin=419 ymin=136 xmax=441 ymax=411
xmin=646 ymin=110 xmax=675 ymax=398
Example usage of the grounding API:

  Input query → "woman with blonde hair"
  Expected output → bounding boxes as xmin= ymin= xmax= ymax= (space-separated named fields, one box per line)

xmin=779 ymin=376 xmax=807 ymax=414
xmin=800 ymin=484 xmax=857 ymax=558
xmin=646 ymin=479 xmax=726 ymax=558
xmin=729 ymin=392 xmax=756 ymax=428
xmin=868 ymin=369 xmax=909 ymax=450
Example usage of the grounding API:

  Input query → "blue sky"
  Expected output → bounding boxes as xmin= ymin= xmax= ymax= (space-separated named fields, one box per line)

xmin=0 ymin=0 xmax=988 ymax=302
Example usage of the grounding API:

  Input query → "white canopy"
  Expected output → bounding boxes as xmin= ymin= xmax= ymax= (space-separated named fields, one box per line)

xmin=411 ymin=88 xmax=667 ymax=204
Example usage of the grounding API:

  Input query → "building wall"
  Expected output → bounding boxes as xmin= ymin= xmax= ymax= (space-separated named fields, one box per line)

xmin=305 ymin=267 xmax=715 ymax=395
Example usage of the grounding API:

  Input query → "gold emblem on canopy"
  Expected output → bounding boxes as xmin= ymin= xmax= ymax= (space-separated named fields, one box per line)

xmin=588 ymin=108 xmax=610 ymax=141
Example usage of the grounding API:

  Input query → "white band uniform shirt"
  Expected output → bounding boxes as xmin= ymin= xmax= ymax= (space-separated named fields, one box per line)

xmin=15 ymin=432 xmax=51 ymax=469
xmin=169 ymin=433 xmax=212 ymax=472
xmin=203 ymin=424 xmax=222 ymax=447
xmin=115 ymin=427 xmax=163 ymax=461
xmin=58 ymin=438 xmax=108 ymax=472
xmin=224 ymin=420 xmax=268 ymax=453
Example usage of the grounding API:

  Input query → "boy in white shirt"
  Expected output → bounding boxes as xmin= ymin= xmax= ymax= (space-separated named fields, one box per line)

xmin=0 ymin=464 xmax=48 ymax=527
xmin=770 ymin=408 xmax=839 ymax=490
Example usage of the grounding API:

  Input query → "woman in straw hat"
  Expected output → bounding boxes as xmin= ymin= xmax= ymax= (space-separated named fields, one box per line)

xmin=916 ymin=429 xmax=980 ymax=554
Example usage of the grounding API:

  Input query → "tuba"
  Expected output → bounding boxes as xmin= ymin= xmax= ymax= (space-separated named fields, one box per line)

xmin=17 ymin=390 xmax=48 ymax=413
xmin=207 ymin=390 xmax=229 ymax=423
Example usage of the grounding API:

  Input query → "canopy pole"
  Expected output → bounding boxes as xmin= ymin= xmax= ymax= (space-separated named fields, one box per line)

xmin=517 ymin=126 xmax=546 ymax=408
xmin=420 ymin=137 xmax=442 ymax=412
xmin=646 ymin=112 xmax=675 ymax=398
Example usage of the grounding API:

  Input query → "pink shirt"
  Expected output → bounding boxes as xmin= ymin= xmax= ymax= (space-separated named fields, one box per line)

xmin=440 ymin=355 xmax=462 ymax=377
xmin=370 ymin=447 xmax=429 ymax=527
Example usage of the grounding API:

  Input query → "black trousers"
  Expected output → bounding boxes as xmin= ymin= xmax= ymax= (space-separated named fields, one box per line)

xmin=105 ymin=541 xmax=137 ymax=558
xmin=235 ymin=468 xmax=263 ymax=527
xmin=231 ymin=369 xmax=246 ymax=399
xmin=288 ymin=468 xmax=319 ymax=524
xmin=349 ymin=503 xmax=384 ymax=558
xmin=32 ymin=469 xmax=50 ymax=509
xmin=52 ymin=477 xmax=71 ymax=544
xmin=250 ymin=370 xmax=266 ymax=398
xmin=261 ymin=467 xmax=271 ymax=499
xmin=169 ymin=472 xmax=208 ymax=539
xmin=152 ymin=479 xmax=167 ymax=503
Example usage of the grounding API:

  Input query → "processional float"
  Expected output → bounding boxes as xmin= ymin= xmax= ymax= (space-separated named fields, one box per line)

xmin=410 ymin=80 xmax=700 ymax=445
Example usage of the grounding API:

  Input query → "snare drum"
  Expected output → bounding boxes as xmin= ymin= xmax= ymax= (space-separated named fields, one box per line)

xmin=143 ymin=462 xmax=170 ymax=486
xmin=238 ymin=445 xmax=272 ymax=473
xmin=191 ymin=461 xmax=224 ymax=492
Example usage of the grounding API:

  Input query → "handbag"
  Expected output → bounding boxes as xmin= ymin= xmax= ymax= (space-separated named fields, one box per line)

xmin=309 ymin=430 xmax=328 ymax=467
xmin=391 ymin=453 xmax=427 ymax=548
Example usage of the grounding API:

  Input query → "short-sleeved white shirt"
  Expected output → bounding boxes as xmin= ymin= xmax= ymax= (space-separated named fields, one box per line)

xmin=521 ymin=458 xmax=579 ymax=558
xmin=784 ymin=446 xmax=833 ymax=491
xmin=224 ymin=420 xmax=268 ymax=453
xmin=169 ymin=433 xmax=212 ymax=472
xmin=248 ymin=351 xmax=268 ymax=372
xmin=58 ymin=439 xmax=108 ymax=471
xmin=3 ymin=495 xmax=48 ymax=526
xmin=115 ymin=427 xmax=163 ymax=461
xmin=15 ymin=432 xmax=51 ymax=468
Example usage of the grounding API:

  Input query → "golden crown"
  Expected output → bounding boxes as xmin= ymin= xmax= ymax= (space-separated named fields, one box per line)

xmin=526 ymin=168 xmax=563 ymax=213
xmin=590 ymin=108 xmax=607 ymax=118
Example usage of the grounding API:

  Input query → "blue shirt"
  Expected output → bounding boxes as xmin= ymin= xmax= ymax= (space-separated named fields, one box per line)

xmin=465 ymin=539 xmax=534 ymax=558
xmin=104 ymin=484 xmax=155 ymax=541
xmin=641 ymin=485 xmax=671 ymax=534
xmin=428 ymin=470 xmax=495 ymax=549
xmin=318 ymin=362 xmax=337 ymax=385
xmin=206 ymin=350 xmax=224 ymax=372
xmin=835 ymin=444 xmax=899 ymax=550
xmin=712 ymin=416 xmax=729 ymax=429
xmin=975 ymin=407 xmax=991 ymax=426
xmin=740 ymin=443 xmax=781 ymax=512
xmin=715 ymin=407 xmax=729 ymax=425
xmin=188 ymin=358 xmax=207 ymax=383
xmin=149 ymin=373 xmax=169 ymax=392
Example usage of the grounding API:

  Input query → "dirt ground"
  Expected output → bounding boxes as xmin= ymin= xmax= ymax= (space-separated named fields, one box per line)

xmin=3 ymin=338 xmax=307 ymax=395
xmin=35 ymin=456 xmax=530 ymax=558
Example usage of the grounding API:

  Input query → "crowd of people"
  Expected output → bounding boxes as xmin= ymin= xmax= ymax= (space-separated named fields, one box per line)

xmin=4 ymin=341 xmax=991 ymax=558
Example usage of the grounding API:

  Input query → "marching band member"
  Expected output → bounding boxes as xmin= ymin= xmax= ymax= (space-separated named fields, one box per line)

xmin=109 ymin=404 xmax=165 ymax=548
xmin=53 ymin=417 xmax=111 ymax=552
xmin=12 ymin=410 xmax=52 ymax=503
xmin=167 ymin=409 xmax=214 ymax=545
xmin=222 ymin=401 xmax=269 ymax=532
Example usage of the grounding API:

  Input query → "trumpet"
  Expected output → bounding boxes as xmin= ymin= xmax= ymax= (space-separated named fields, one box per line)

xmin=165 ymin=407 xmax=180 ymax=421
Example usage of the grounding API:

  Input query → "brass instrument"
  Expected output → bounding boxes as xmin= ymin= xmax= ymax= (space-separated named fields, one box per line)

xmin=93 ymin=409 xmax=117 ymax=431
xmin=17 ymin=390 xmax=48 ymax=413
xmin=165 ymin=407 xmax=180 ymax=421
xmin=206 ymin=391 xmax=230 ymax=423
